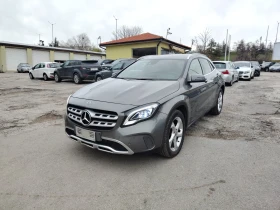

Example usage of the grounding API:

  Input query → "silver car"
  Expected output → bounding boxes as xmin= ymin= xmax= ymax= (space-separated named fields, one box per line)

xmin=213 ymin=61 xmax=239 ymax=86
xmin=17 ymin=63 xmax=32 ymax=73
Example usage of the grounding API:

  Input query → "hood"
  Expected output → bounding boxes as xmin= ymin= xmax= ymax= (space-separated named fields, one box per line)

xmin=237 ymin=67 xmax=251 ymax=71
xmin=72 ymin=78 xmax=180 ymax=106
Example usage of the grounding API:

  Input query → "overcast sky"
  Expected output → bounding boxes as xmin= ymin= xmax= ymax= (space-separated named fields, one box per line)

xmin=0 ymin=0 xmax=279 ymax=48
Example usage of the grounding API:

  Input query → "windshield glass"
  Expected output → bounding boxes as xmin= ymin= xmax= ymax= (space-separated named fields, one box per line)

xmin=22 ymin=64 xmax=30 ymax=67
xmin=234 ymin=62 xmax=250 ymax=68
xmin=117 ymin=59 xmax=186 ymax=80
xmin=213 ymin=62 xmax=226 ymax=69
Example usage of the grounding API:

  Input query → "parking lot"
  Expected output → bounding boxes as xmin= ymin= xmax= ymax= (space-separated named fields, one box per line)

xmin=1 ymin=72 xmax=280 ymax=209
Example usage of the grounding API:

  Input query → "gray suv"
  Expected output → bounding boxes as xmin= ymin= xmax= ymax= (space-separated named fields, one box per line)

xmin=65 ymin=54 xmax=225 ymax=158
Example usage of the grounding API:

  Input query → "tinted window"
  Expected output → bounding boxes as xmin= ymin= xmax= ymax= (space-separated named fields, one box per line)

xmin=199 ymin=59 xmax=212 ymax=75
xmin=117 ymin=59 xmax=186 ymax=80
xmin=188 ymin=59 xmax=203 ymax=76
xmin=41 ymin=63 xmax=45 ymax=68
xmin=123 ymin=60 xmax=135 ymax=68
xmin=213 ymin=62 xmax=226 ymax=69
xmin=112 ymin=62 xmax=123 ymax=70
xmin=63 ymin=61 xmax=70 ymax=67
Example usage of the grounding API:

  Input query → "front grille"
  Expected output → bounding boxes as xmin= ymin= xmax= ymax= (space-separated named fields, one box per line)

xmin=67 ymin=105 xmax=118 ymax=130
xmin=239 ymin=71 xmax=243 ymax=74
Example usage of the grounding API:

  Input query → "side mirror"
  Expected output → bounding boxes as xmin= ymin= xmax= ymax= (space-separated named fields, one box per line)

xmin=236 ymin=67 xmax=239 ymax=69
xmin=32 ymin=67 xmax=34 ymax=70
xmin=251 ymin=66 xmax=254 ymax=68
xmin=188 ymin=74 xmax=207 ymax=83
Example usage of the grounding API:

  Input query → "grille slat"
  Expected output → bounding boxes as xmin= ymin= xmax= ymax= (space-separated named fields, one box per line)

xmin=67 ymin=106 xmax=118 ymax=130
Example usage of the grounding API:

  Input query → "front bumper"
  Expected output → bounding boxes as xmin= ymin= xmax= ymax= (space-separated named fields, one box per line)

xmin=64 ymin=107 xmax=167 ymax=155
xmin=239 ymin=73 xmax=251 ymax=79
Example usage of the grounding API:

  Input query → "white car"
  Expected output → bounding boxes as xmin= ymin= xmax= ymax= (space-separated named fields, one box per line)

xmin=29 ymin=62 xmax=61 ymax=81
xmin=233 ymin=61 xmax=255 ymax=81
xmin=213 ymin=61 xmax=239 ymax=86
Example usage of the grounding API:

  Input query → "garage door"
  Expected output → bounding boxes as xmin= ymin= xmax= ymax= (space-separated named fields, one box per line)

xmin=6 ymin=48 xmax=27 ymax=71
xmin=54 ymin=51 xmax=69 ymax=61
xmin=88 ymin=55 xmax=102 ymax=60
xmin=32 ymin=50 xmax=50 ymax=66
xmin=73 ymin=54 xmax=86 ymax=60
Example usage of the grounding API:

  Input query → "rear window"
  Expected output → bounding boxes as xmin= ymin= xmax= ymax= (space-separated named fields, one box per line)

xmin=81 ymin=60 xmax=98 ymax=66
xmin=213 ymin=62 xmax=226 ymax=69
xmin=49 ymin=63 xmax=61 ymax=68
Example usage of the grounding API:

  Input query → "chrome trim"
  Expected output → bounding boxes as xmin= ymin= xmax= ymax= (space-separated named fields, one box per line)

xmin=68 ymin=113 xmax=116 ymax=128
xmin=68 ymin=135 xmax=134 ymax=155
xmin=68 ymin=107 xmax=118 ymax=120
xmin=68 ymin=107 xmax=82 ymax=115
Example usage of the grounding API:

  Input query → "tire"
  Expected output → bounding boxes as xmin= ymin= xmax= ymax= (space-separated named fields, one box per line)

xmin=29 ymin=73 xmax=34 ymax=79
xmin=73 ymin=73 xmax=82 ymax=84
xmin=210 ymin=89 xmax=223 ymax=115
xmin=43 ymin=74 xmax=48 ymax=81
xmin=158 ymin=110 xmax=185 ymax=158
xmin=265 ymin=68 xmax=269 ymax=72
xmin=228 ymin=77 xmax=234 ymax=86
xmin=252 ymin=74 xmax=254 ymax=79
xmin=54 ymin=73 xmax=61 ymax=82
xmin=236 ymin=76 xmax=239 ymax=82
xmin=96 ymin=76 xmax=102 ymax=82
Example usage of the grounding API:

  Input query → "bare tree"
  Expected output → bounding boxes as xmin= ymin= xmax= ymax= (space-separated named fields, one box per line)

xmin=195 ymin=28 xmax=212 ymax=53
xmin=112 ymin=25 xmax=143 ymax=40
xmin=61 ymin=33 xmax=92 ymax=50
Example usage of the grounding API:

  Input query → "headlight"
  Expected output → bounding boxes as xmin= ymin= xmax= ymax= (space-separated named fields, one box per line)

xmin=67 ymin=95 xmax=72 ymax=105
xmin=123 ymin=103 xmax=159 ymax=126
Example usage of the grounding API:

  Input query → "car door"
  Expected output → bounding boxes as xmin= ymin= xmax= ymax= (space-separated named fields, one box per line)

xmin=32 ymin=63 xmax=41 ymax=78
xmin=184 ymin=58 xmax=209 ymax=123
xmin=65 ymin=61 xmax=75 ymax=78
xmin=38 ymin=63 xmax=46 ymax=78
xmin=59 ymin=61 xmax=70 ymax=78
xmin=199 ymin=58 xmax=219 ymax=112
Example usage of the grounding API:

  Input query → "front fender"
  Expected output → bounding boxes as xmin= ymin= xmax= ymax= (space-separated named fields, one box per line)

xmin=159 ymin=95 xmax=191 ymax=127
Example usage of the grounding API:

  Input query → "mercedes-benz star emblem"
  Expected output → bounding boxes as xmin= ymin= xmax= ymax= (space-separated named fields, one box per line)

xmin=81 ymin=110 xmax=91 ymax=126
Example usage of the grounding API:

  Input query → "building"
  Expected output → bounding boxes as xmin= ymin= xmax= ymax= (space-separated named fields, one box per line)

xmin=100 ymin=33 xmax=191 ymax=60
xmin=0 ymin=41 xmax=106 ymax=72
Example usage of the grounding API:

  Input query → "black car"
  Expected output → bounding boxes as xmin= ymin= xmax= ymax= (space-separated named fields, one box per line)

xmin=54 ymin=60 xmax=101 ymax=84
xmin=251 ymin=61 xmax=261 ymax=76
xmin=99 ymin=59 xmax=114 ymax=66
xmin=101 ymin=58 xmax=131 ymax=70
xmin=95 ymin=58 xmax=136 ymax=81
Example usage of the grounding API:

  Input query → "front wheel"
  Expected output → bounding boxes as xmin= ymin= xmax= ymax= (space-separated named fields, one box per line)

xmin=96 ymin=76 xmax=102 ymax=82
xmin=210 ymin=89 xmax=223 ymax=115
xmin=158 ymin=110 xmax=185 ymax=158
xmin=73 ymin=73 xmax=82 ymax=84
xmin=54 ymin=73 xmax=61 ymax=82
xmin=265 ymin=68 xmax=269 ymax=72
xmin=29 ymin=73 xmax=34 ymax=79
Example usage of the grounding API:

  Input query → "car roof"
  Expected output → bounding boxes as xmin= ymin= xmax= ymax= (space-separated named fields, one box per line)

xmin=141 ymin=53 xmax=207 ymax=60
xmin=213 ymin=61 xmax=230 ymax=63
xmin=234 ymin=61 xmax=251 ymax=63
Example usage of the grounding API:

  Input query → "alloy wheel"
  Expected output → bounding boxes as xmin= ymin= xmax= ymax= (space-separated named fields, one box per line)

xmin=97 ymin=77 xmax=102 ymax=81
xmin=169 ymin=117 xmax=183 ymax=152
xmin=74 ymin=75 xmax=79 ymax=83
xmin=217 ymin=91 xmax=223 ymax=112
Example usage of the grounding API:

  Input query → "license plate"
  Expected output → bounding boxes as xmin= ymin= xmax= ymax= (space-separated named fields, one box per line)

xmin=91 ymin=68 xmax=98 ymax=71
xmin=75 ymin=126 xmax=96 ymax=141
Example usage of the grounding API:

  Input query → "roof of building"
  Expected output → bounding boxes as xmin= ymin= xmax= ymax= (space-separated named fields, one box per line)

xmin=100 ymin=33 xmax=191 ymax=50
xmin=0 ymin=41 xmax=106 ymax=55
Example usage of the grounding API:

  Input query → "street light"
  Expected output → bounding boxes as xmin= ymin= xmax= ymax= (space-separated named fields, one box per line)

xmin=113 ymin=16 xmax=118 ymax=40
xmin=276 ymin=21 xmax=279 ymax=43
xmin=97 ymin=36 xmax=101 ymax=47
xmin=48 ymin=21 xmax=56 ymax=46
xmin=166 ymin=28 xmax=172 ymax=39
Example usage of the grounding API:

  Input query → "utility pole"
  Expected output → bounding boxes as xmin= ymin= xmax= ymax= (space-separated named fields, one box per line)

xmin=276 ymin=21 xmax=279 ymax=43
xmin=265 ymin=25 xmax=269 ymax=48
xmin=228 ymin=35 xmax=231 ymax=61
xmin=39 ymin=34 xmax=40 ymax=44
xmin=224 ymin=29 xmax=228 ymax=61
xmin=48 ymin=21 xmax=55 ymax=46
xmin=113 ymin=16 xmax=118 ymax=40
xmin=97 ymin=36 xmax=101 ymax=47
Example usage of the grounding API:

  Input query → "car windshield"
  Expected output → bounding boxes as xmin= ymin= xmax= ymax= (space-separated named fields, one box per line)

xmin=213 ymin=62 xmax=226 ymax=69
xmin=234 ymin=62 xmax=250 ymax=67
xmin=117 ymin=59 xmax=186 ymax=80
xmin=273 ymin=63 xmax=280 ymax=66
xmin=110 ymin=59 xmax=123 ymax=66
xmin=21 ymin=64 xmax=30 ymax=67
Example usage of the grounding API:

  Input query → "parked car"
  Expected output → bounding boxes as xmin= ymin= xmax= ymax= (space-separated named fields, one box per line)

xmin=99 ymin=59 xmax=114 ymax=66
xmin=213 ymin=61 xmax=239 ymax=86
xmin=65 ymin=53 xmax=225 ymax=158
xmin=233 ymin=61 xmax=255 ymax=81
xmin=101 ymin=58 xmax=130 ymax=70
xmin=54 ymin=60 xmax=101 ymax=84
xmin=95 ymin=59 xmax=136 ymax=81
xmin=269 ymin=63 xmax=280 ymax=72
xmin=17 ymin=63 xmax=32 ymax=73
xmin=261 ymin=61 xmax=275 ymax=72
xmin=251 ymin=61 xmax=261 ymax=76
xmin=29 ymin=62 xmax=61 ymax=81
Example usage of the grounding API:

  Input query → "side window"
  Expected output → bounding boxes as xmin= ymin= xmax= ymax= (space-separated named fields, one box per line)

xmin=64 ymin=61 xmax=70 ymax=67
xmin=41 ymin=63 xmax=45 ymax=68
xmin=112 ymin=62 xmax=123 ymax=70
xmin=199 ymin=58 xmax=212 ymax=75
xmin=123 ymin=61 xmax=134 ymax=69
xmin=34 ymin=64 xmax=40 ymax=69
xmin=208 ymin=61 xmax=214 ymax=71
xmin=188 ymin=59 xmax=203 ymax=76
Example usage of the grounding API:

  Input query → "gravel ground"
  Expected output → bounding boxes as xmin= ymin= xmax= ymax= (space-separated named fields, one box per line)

xmin=0 ymin=72 xmax=280 ymax=210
